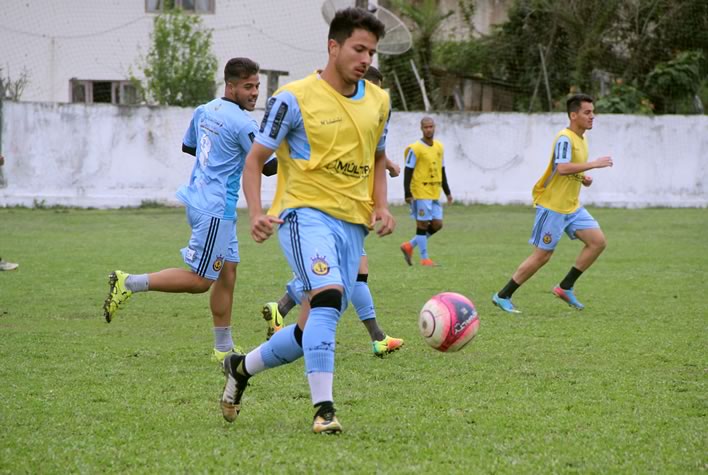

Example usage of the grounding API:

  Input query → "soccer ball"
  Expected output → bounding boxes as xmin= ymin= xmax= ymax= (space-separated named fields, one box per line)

xmin=418 ymin=292 xmax=480 ymax=352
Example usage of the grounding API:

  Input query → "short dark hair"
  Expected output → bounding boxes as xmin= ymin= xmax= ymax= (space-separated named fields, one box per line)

xmin=328 ymin=7 xmax=386 ymax=44
xmin=224 ymin=58 xmax=259 ymax=83
xmin=363 ymin=65 xmax=383 ymax=84
xmin=566 ymin=93 xmax=593 ymax=116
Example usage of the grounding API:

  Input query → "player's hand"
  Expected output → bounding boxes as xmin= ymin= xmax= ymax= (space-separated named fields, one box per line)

xmin=446 ymin=194 xmax=453 ymax=205
xmin=371 ymin=207 xmax=395 ymax=237
xmin=405 ymin=196 xmax=412 ymax=205
xmin=386 ymin=161 xmax=401 ymax=178
xmin=582 ymin=175 xmax=593 ymax=187
xmin=593 ymin=156 xmax=613 ymax=169
xmin=250 ymin=214 xmax=284 ymax=243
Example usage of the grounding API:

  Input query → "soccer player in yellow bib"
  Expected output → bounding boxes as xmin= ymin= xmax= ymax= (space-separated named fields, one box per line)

xmin=220 ymin=8 xmax=395 ymax=434
xmin=492 ymin=94 xmax=613 ymax=313
xmin=260 ymin=65 xmax=404 ymax=358
xmin=400 ymin=117 xmax=453 ymax=267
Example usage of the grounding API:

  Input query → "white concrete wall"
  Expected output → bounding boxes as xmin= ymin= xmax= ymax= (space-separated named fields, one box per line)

xmin=1 ymin=100 xmax=706 ymax=208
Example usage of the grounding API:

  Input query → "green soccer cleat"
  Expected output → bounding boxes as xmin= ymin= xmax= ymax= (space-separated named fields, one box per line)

xmin=103 ymin=270 xmax=133 ymax=323
xmin=312 ymin=407 xmax=342 ymax=434
xmin=262 ymin=302 xmax=284 ymax=340
xmin=372 ymin=335 xmax=405 ymax=358
xmin=221 ymin=353 xmax=249 ymax=423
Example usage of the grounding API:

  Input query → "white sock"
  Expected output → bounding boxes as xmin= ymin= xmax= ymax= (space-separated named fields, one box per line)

xmin=245 ymin=345 xmax=267 ymax=376
xmin=308 ymin=372 xmax=334 ymax=406
xmin=125 ymin=274 xmax=149 ymax=292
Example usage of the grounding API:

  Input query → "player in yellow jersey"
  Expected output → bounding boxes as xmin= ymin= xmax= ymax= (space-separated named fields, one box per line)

xmin=400 ymin=117 xmax=453 ymax=267
xmin=219 ymin=8 xmax=395 ymax=434
xmin=261 ymin=66 xmax=404 ymax=358
xmin=492 ymin=94 xmax=613 ymax=313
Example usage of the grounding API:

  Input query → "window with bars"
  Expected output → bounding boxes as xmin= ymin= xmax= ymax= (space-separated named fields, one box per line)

xmin=146 ymin=0 xmax=214 ymax=14
xmin=70 ymin=79 xmax=139 ymax=105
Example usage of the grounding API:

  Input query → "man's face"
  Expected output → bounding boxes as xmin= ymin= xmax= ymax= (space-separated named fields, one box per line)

xmin=227 ymin=73 xmax=260 ymax=111
xmin=571 ymin=101 xmax=594 ymax=130
xmin=331 ymin=28 xmax=378 ymax=85
xmin=421 ymin=120 xmax=435 ymax=139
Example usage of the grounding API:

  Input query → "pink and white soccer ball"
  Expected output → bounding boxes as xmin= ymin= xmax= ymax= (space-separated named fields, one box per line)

xmin=418 ymin=292 xmax=480 ymax=352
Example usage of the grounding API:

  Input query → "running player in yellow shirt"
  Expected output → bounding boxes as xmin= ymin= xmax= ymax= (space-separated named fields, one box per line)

xmin=220 ymin=8 xmax=395 ymax=434
xmin=261 ymin=66 xmax=404 ymax=358
xmin=493 ymin=94 xmax=613 ymax=313
xmin=400 ymin=117 xmax=453 ymax=266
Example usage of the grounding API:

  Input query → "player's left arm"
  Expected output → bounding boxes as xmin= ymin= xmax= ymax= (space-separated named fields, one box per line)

xmin=243 ymin=143 xmax=281 ymax=243
xmin=237 ymin=121 xmax=278 ymax=176
xmin=371 ymin=104 xmax=395 ymax=237
xmin=441 ymin=152 xmax=453 ymax=204
xmin=372 ymin=150 xmax=395 ymax=237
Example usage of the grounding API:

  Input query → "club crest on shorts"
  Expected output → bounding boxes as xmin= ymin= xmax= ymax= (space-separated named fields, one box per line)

xmin=311 ymin=253 xmax=329 ymax=276
xmin=543 ymin=232 xmax=553 ymax=245
xmin=213 ymin=255 xmax=224 ymax=272
xmin=418 ymin=208 xmax=426 ymax=217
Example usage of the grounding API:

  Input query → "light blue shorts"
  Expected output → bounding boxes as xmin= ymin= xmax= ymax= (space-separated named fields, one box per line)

xmin=410 ymin=199 xmax=443 ymax=221
xmin=278 ymin=208 xmax=366 ymax=311
xmin=286 ymin=245 xmax=367 ymax=305
xmin=181 ymin=207 xmax=239 ymax=280
xmin=529 ymin=206 xmax=599 ymax=251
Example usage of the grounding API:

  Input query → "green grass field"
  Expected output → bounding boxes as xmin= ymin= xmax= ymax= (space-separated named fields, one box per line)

xmin=1 ymin=205 xmax=706 ymax=474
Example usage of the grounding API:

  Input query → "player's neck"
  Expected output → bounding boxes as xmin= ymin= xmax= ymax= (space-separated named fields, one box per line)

xmin=568 ymin=124 xmax=586 ymax=137
xmin=421 ymin=137 xmax=434 ymax=146
xmin=320 ymin=65 xmax=357 ymax=96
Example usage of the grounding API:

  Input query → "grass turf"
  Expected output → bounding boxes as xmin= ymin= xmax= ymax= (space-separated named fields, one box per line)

xmin=0 ymin=205 xmax=706 ymax=473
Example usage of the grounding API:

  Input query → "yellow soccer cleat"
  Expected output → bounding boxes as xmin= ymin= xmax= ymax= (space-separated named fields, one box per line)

xmin=372 ymin=335 xmax=405 ymax=358
xmin=212 ymin=347 xmax=243 ymax=364
xmin=261 ymin=302 xmax=284 ymax=340
xmin=103 ymin=270 xmax=132 ymax=323
xmin=312 ymin=409 xmax=342 ymax=434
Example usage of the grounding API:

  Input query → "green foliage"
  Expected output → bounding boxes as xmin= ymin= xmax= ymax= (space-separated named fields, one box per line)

xmin=134 ymin=8 xmax=218 ymax=107
xmin=595 ymin=81 xmax=653 ymax=114
xmin=385 ymin=0 xmax=707 ymax=114
xmin=645 ymin=51 xmax=704 ymax=113
xmin=0 ymin=66 xmax=29 ymax=100
xmin=390 ymin=0 xmax=455 ymax=109
xmin=1 ymin=206 xmax=706 ymax=472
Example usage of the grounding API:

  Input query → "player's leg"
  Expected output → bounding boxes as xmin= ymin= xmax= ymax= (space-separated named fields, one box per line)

xmin=352 ymin=254 xmax=404 ymax=356
xmin=210 ymin=260 xmax=238 ymax=361
xmin=493 ymin=206 xmax=560 ymax=313
xmin=262 ymin=278 xmax=300 ymax=340
xmin=399 ymin=200 xmax=418 ymax=265
xmin=553 ymin=209 xmax=606 ymax=309
xmin=102 ymin=207 xmax=224 ymax=322
xmin=420 ymin=201 xmax=443 ymax=266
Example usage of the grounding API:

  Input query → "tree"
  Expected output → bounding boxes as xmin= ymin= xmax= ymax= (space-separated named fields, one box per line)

xmin=0 ymin=67 xmax=29 ymax=101
xmin=134 ymin=8 xmax=218 ymax=107
xmin=392 ymin=0 xmax=454 ymax=109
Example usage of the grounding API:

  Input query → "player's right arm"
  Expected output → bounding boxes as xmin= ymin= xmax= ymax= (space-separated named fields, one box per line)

xmin=244 ymin=92 xmax=300 ymax=242
xmin=243 ymin=143 xmax=281 ymax=243
xmin=181 ymin=108 xmax=200 ymax=156
xmin=554 ymin=136 xmax=613 ymax=175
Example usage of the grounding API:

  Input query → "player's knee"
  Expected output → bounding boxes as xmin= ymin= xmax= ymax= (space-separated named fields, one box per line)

xmin=310 ymin=288 xmax=342 ymax=311
xmin=191 ymin=275 xmax=214 ymax=293
xmin=595 ymin=235 xmax=607 ymax=252
xmin=430 ymin=221 xmax=443 ymax=233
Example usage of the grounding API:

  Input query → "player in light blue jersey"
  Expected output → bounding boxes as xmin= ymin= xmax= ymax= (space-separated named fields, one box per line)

xmin=102 ymin=58 xmax=276 ymax=362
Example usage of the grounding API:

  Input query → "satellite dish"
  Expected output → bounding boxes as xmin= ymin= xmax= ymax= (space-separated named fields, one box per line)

xmin=321 ymin=0 xmax=413 ymax=55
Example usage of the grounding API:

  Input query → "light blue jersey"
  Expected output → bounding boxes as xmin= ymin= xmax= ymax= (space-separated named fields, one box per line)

xmin=177 ymin=97 xmax=258 ymax=220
